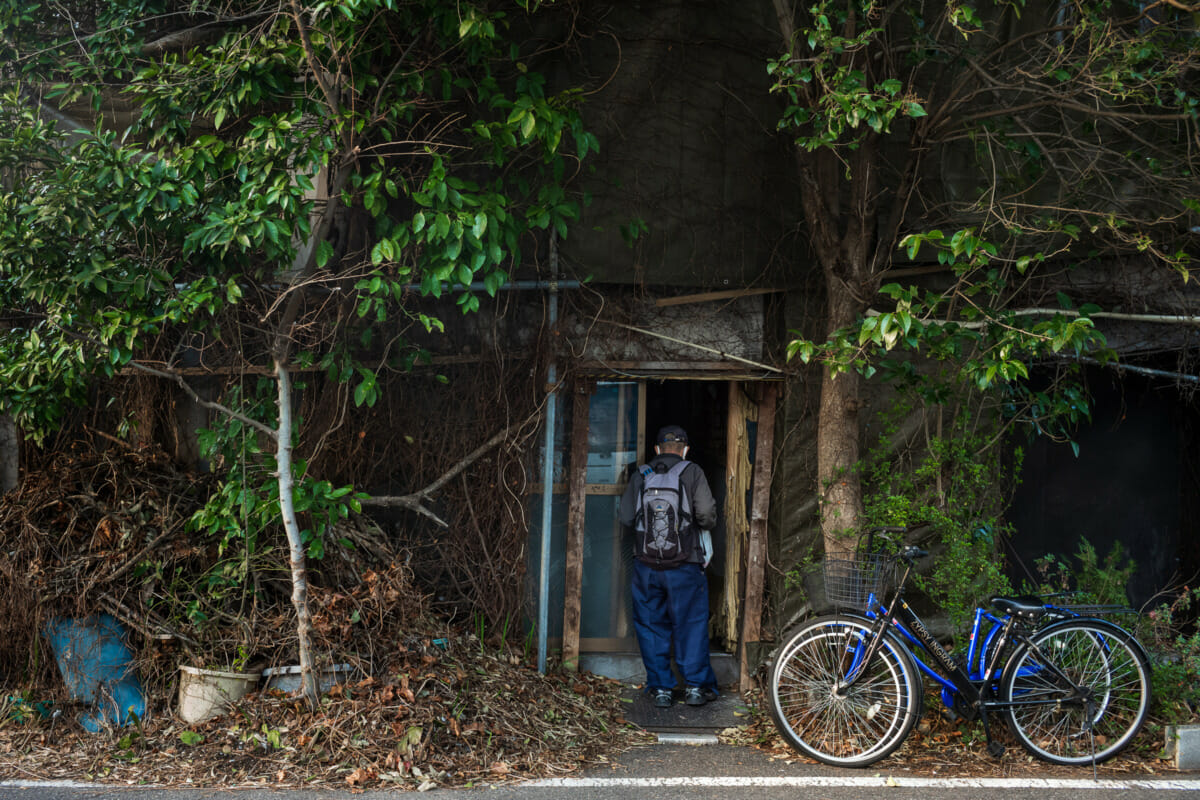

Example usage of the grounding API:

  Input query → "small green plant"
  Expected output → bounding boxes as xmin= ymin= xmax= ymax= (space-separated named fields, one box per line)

xmin=1028 ymin=538 xmax=1136 ymax=607
xmin=1143 ymin=585 xmax=1200 ymax=725
xmin=231 ymin=645 xmax=252 ymax=673
xmin=261 ymin=723 xmax=283 ymax=750
xmin=523 ymin=626 xmax=536 ymax=664
xmin=114 ymin=712 xmax=146 ymax=761
xmin=1 ymin=694 xmax=35 ymax=726
xmin=860 ymin=399 xmax=1015 ymax=634
xmin=619 ymin=218 xmax=649 ymax=248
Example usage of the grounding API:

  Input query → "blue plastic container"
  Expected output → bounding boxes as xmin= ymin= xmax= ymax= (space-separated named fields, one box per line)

xmin=43 ymin=615 xmax=145 ymax=732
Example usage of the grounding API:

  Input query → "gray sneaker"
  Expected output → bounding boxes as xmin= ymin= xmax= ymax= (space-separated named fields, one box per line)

xmin=653 ymin=689 xmax=673 ymax=708
xmin=684 ymin=686 xmax=706 ymax=706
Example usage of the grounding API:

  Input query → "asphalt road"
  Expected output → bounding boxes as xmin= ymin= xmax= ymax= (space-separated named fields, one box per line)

xmin=2 ymin=742 xmax=1198 ymax=800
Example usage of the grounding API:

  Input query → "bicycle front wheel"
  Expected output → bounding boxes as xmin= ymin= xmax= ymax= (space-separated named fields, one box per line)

xmin=1001 ymin=619 xmax=1151 ymax=765
xmin=767 ymin=615 xmax=922 ymax=767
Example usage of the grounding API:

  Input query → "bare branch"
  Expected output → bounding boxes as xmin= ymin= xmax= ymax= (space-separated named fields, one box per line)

xmin=123 ymin=359 xmax=277 ymax=439
xmin=141 ymin=12 xmax=272 ymax=57
xmin=362 ymin=409 xmax=544 ymax=526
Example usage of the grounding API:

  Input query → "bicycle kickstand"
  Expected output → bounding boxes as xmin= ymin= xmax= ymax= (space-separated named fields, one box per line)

xmin=977 ymin=706 xmax=1006 ymax=759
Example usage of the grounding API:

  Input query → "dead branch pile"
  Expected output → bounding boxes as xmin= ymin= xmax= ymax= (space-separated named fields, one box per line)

xmin=0 ymin=444 xmax=216 ymax=689
xmin=0 ymin=441 xmax=458 ymax=694
xmin=0 ymin=443 xmax=646 ymax=787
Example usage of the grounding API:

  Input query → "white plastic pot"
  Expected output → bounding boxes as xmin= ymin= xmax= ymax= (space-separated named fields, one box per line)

xmin=177 ymin=665 xmax=261 ymax=723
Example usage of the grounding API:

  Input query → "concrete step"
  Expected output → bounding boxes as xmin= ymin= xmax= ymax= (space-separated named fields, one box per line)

xmin=578 ymin=651 xmax=739 ymax=686
xmin=1167 ymin=724 xmax=1200 ymax=770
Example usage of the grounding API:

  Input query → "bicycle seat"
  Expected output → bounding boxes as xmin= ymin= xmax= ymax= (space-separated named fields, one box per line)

xmin=990 ymin=595 xmax=1048 ymax=620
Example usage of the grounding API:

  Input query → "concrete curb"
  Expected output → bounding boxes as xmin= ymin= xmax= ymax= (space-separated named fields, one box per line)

xmin=1167 ymin=724 xmax=1200 ymax=770
xmin=656 ymin=732 xmax=719 ymax=745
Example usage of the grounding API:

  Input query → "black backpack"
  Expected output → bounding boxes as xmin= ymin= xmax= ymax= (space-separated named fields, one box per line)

xmin=634 ymin=460 xmax=698 ymax=569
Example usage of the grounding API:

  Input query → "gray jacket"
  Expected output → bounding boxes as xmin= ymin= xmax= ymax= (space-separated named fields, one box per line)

xmin=618 ymin=453 xmax=718 ymax=535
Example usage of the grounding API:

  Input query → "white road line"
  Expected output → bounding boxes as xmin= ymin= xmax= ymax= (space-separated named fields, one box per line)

xmin=0 ymin=780 xmax=106 ymax=788
xmin=529 ymin=776 xmax=1200 ymax=790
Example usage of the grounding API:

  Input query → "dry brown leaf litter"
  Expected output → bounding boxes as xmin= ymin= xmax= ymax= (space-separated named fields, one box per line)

xmin=725 ymin=687 xmax=1180 ymax=780
xmin=0 ymin=635 xmax=651 ymax=789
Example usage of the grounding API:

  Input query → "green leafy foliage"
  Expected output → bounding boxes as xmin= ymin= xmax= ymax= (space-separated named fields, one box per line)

xmin=1026 ymin=540 xmax=1200 ymax=723
xmin=767 ymin=0 xmax=926 ymax=152
xmin=773 ymin=0 xmax=1199 ymax=546
xmin=188 ymin=379 xmax=364 ymax=562
xmin=1027 ymin=538 xmax=1136 ymax=607
xmin=1144 ymin=586 xmax=1200 ymax=724
xmin=0 ymin=2 xmax=593 ymax=653
xmin=860 ymin=399 xmax=1015 ymax=633
xmin=0 ymin=0 xmax=593 ymax=431
xmin=788 ymin=228 xmax=1107 ymax=445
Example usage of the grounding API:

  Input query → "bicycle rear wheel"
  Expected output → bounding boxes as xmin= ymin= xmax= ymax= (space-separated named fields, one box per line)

xmin=1001 ymin=619 xmax=1151 ymax=765
xmin=767 ymin=615 xmax=922 ymax=767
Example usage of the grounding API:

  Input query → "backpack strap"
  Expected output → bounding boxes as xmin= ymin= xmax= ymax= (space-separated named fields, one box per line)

xmin=670 ymin=460 xmax=693 ymax=523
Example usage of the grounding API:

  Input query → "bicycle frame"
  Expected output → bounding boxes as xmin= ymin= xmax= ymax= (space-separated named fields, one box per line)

xmin=865 ymin=596 xmax=1013 ymax=706
xmin=858 ymin=591 xmax=985 ymax=710
xmin=847 ymin=555 xmax=1098 ymax=752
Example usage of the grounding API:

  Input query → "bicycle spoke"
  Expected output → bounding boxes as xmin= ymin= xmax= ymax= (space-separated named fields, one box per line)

xmin=1002 ymin=621 xmax=1150 ymax=765
xmin=769 ymin=617 xmax=921 ymax=766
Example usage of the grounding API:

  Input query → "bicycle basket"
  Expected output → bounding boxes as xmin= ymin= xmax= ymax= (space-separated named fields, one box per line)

xmin=823 ymin=553 xmax=894 ymax=611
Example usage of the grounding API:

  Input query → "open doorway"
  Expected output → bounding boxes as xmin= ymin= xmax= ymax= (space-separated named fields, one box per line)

xmin=550 ymin=377 xmax=753 ymax=666
xmin=642 ymin=380 xmax=732 ymax=651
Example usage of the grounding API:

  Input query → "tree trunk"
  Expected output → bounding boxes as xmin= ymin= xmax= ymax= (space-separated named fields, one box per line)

xmin=771 ymin=1 xmax=883 ymax=559
xmin=817 ymin=276 xmax=864 ymax=558
xmin=274 ymin=360 xmax=320 ymax=708
xmin=0 ymin=415 xmax=17 ymax=493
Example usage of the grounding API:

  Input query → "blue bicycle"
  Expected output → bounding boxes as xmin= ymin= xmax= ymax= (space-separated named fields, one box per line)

xmin=766 ymin=528 xmax=1152 ymax=767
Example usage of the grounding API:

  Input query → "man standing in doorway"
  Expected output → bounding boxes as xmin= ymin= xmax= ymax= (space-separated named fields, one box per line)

xmin=619 ymin=425 xmax=720 ymax=708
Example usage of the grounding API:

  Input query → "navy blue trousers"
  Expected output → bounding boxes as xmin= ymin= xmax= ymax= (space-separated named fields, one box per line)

xmin=631 ymin=560 xmax=718 ymax=692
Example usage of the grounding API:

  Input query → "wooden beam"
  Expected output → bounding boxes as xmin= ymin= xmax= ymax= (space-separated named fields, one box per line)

xmin=739 ymin=383 xmax=778 ymax=694
xmin=720 ymin=382 xmax=754 ymax=649
xmin=561 ymin=379 xmax=592 ymax=672
xmin=576 ymin=362 xmax=785 ymax=381
xmin=654 ymin=288 xmax=783 ymax=307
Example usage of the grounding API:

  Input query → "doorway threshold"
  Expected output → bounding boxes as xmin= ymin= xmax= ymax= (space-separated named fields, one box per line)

xmin=579 ymin=652 xmax=740 ymax=685
xmin=619 ymin=684 xmax=747 ymax=736
xmin=580 ymin=652 xmax=746 ymax=736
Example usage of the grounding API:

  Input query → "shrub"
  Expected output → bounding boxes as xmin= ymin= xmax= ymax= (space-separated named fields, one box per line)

xmin=861 ymin=401 xmax=1015 ymax=633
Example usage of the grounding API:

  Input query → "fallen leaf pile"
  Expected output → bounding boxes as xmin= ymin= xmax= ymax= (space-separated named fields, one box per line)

xmin=0 ymin=633 xmax=650 ymax=790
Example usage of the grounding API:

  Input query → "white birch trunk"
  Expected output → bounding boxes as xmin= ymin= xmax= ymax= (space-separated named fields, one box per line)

xmin=273 ymin=360 xmax=320 ymax=708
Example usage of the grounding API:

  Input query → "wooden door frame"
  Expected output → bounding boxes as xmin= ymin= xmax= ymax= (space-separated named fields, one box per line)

xmin=560 ymin=377 xmax=778 ymax=693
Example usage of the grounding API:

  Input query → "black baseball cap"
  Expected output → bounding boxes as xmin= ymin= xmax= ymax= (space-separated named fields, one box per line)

xmin=656 ymin=425 xmax=689 ymax=445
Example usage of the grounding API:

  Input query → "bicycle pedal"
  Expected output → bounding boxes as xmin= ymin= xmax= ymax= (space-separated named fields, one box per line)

xmin=986 ymin=741 xmax=1005 ymax=758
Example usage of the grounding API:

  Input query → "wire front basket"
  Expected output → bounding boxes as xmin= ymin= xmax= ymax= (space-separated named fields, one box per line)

xmin=823 ymin=553 xmax=895 ymax=611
